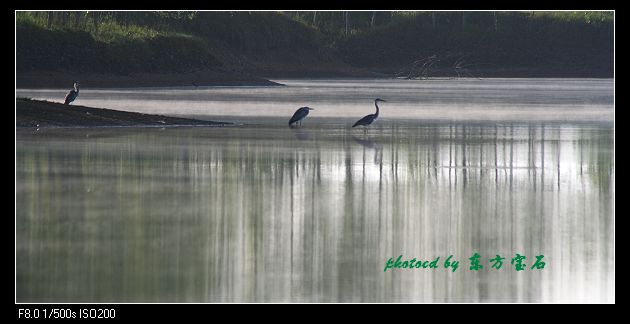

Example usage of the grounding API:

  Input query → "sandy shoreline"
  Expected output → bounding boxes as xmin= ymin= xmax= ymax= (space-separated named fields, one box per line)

xmin=16 ymin=98 xmax=230 ymax=128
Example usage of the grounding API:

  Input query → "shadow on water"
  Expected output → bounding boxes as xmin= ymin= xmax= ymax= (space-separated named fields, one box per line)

xmin=289 ymin=125 xmax=312 ymax=141
xmin=15 ymin=121 xmax=614 ymax=302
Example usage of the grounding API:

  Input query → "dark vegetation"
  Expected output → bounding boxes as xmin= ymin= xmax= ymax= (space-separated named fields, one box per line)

xmin=334 ymin=11 xmax=614 ymax=78
xmin=16 ymin=11 xmax=358 ymax=79
xmin=16 ymin=11 xmax=614 ymax=83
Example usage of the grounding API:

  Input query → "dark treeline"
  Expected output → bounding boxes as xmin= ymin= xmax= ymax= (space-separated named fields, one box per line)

xmin=16 ymin=11 xmax=614 ymax=77
xmin=335 ymin=11 xmax=614 ymax=77
xmin=17 ymin=11 xmax=336 ymax=75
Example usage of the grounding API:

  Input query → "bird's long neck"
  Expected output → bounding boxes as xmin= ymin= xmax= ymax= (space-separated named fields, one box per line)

xmin=374 ymin=101 xmax=380 ymax=118
xmin=74 ymin=84 xmax=79 ymax=92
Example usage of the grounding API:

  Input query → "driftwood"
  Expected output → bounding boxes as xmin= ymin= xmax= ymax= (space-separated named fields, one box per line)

xmin=395 ymin=51 xmax=491 ymax=80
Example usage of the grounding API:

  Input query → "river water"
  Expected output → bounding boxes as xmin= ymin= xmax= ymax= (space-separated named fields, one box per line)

xmin=15 ymin=78 xmax=614 ymax=302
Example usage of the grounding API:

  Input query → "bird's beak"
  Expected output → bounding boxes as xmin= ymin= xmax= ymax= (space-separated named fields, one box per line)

xmin=309 ymin=108 xmax=315 ymax=110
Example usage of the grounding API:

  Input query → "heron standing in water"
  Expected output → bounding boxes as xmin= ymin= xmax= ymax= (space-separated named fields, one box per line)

xmin=352 ymin=98 xmax=386 ymax=132
xmin=289 ymin=106 xmax=314 ymax=126
xmin=64 ymin=81 xmax=80 ymax=105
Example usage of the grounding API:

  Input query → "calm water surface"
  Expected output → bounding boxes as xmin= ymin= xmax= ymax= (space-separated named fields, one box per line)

xmin=16 ymin=79 xmax=614 ymax=302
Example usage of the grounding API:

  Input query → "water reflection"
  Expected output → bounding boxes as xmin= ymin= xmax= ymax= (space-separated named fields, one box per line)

xmin=352 ymin=136 xmax=382 ymax=165
xmin=290 ymin=126 xmax=312 ymax=141
xmin=15 ymin=122 xmax=614 ymax=302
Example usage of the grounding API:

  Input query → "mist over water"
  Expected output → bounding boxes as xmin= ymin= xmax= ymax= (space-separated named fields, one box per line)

xmin=17 ymin=78 xmax=613 ymax=124
xmin=16 ymin=79 xmax=614 ymax=302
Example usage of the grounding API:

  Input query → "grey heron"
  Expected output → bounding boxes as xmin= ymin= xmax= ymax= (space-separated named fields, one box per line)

xmin=289 ymin=107 xmax=314 ymax=126
xmin=352 ymin=98 xmax=386 ymax=131
xmin=64 ymin=81 xmax=80 ymax=105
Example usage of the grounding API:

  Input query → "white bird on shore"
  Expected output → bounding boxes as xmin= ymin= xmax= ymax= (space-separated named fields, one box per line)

xmin=64 ymin=81 xmax=80 ymax=105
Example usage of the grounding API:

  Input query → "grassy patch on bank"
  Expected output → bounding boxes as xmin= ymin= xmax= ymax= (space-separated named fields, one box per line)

xmin=16 ymin=12 xmax=221 ymax=74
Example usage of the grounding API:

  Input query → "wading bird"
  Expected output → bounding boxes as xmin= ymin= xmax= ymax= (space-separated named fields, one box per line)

xmin=352 ymin=98 xmax=386 ymax=132
xmin=64 ymin=81 xmax=80 ymax=105
xmin=289 ymin=107 xmax=314 ymax=126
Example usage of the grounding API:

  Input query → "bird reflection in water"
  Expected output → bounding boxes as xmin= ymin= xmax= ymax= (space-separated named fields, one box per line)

xmin=352 ymin=135 xmax=377 ymax=149
xmin=290 ymin=125 xmax=312 ymax=141
xmin=352 ymin=135 xmax=382 ymax=165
